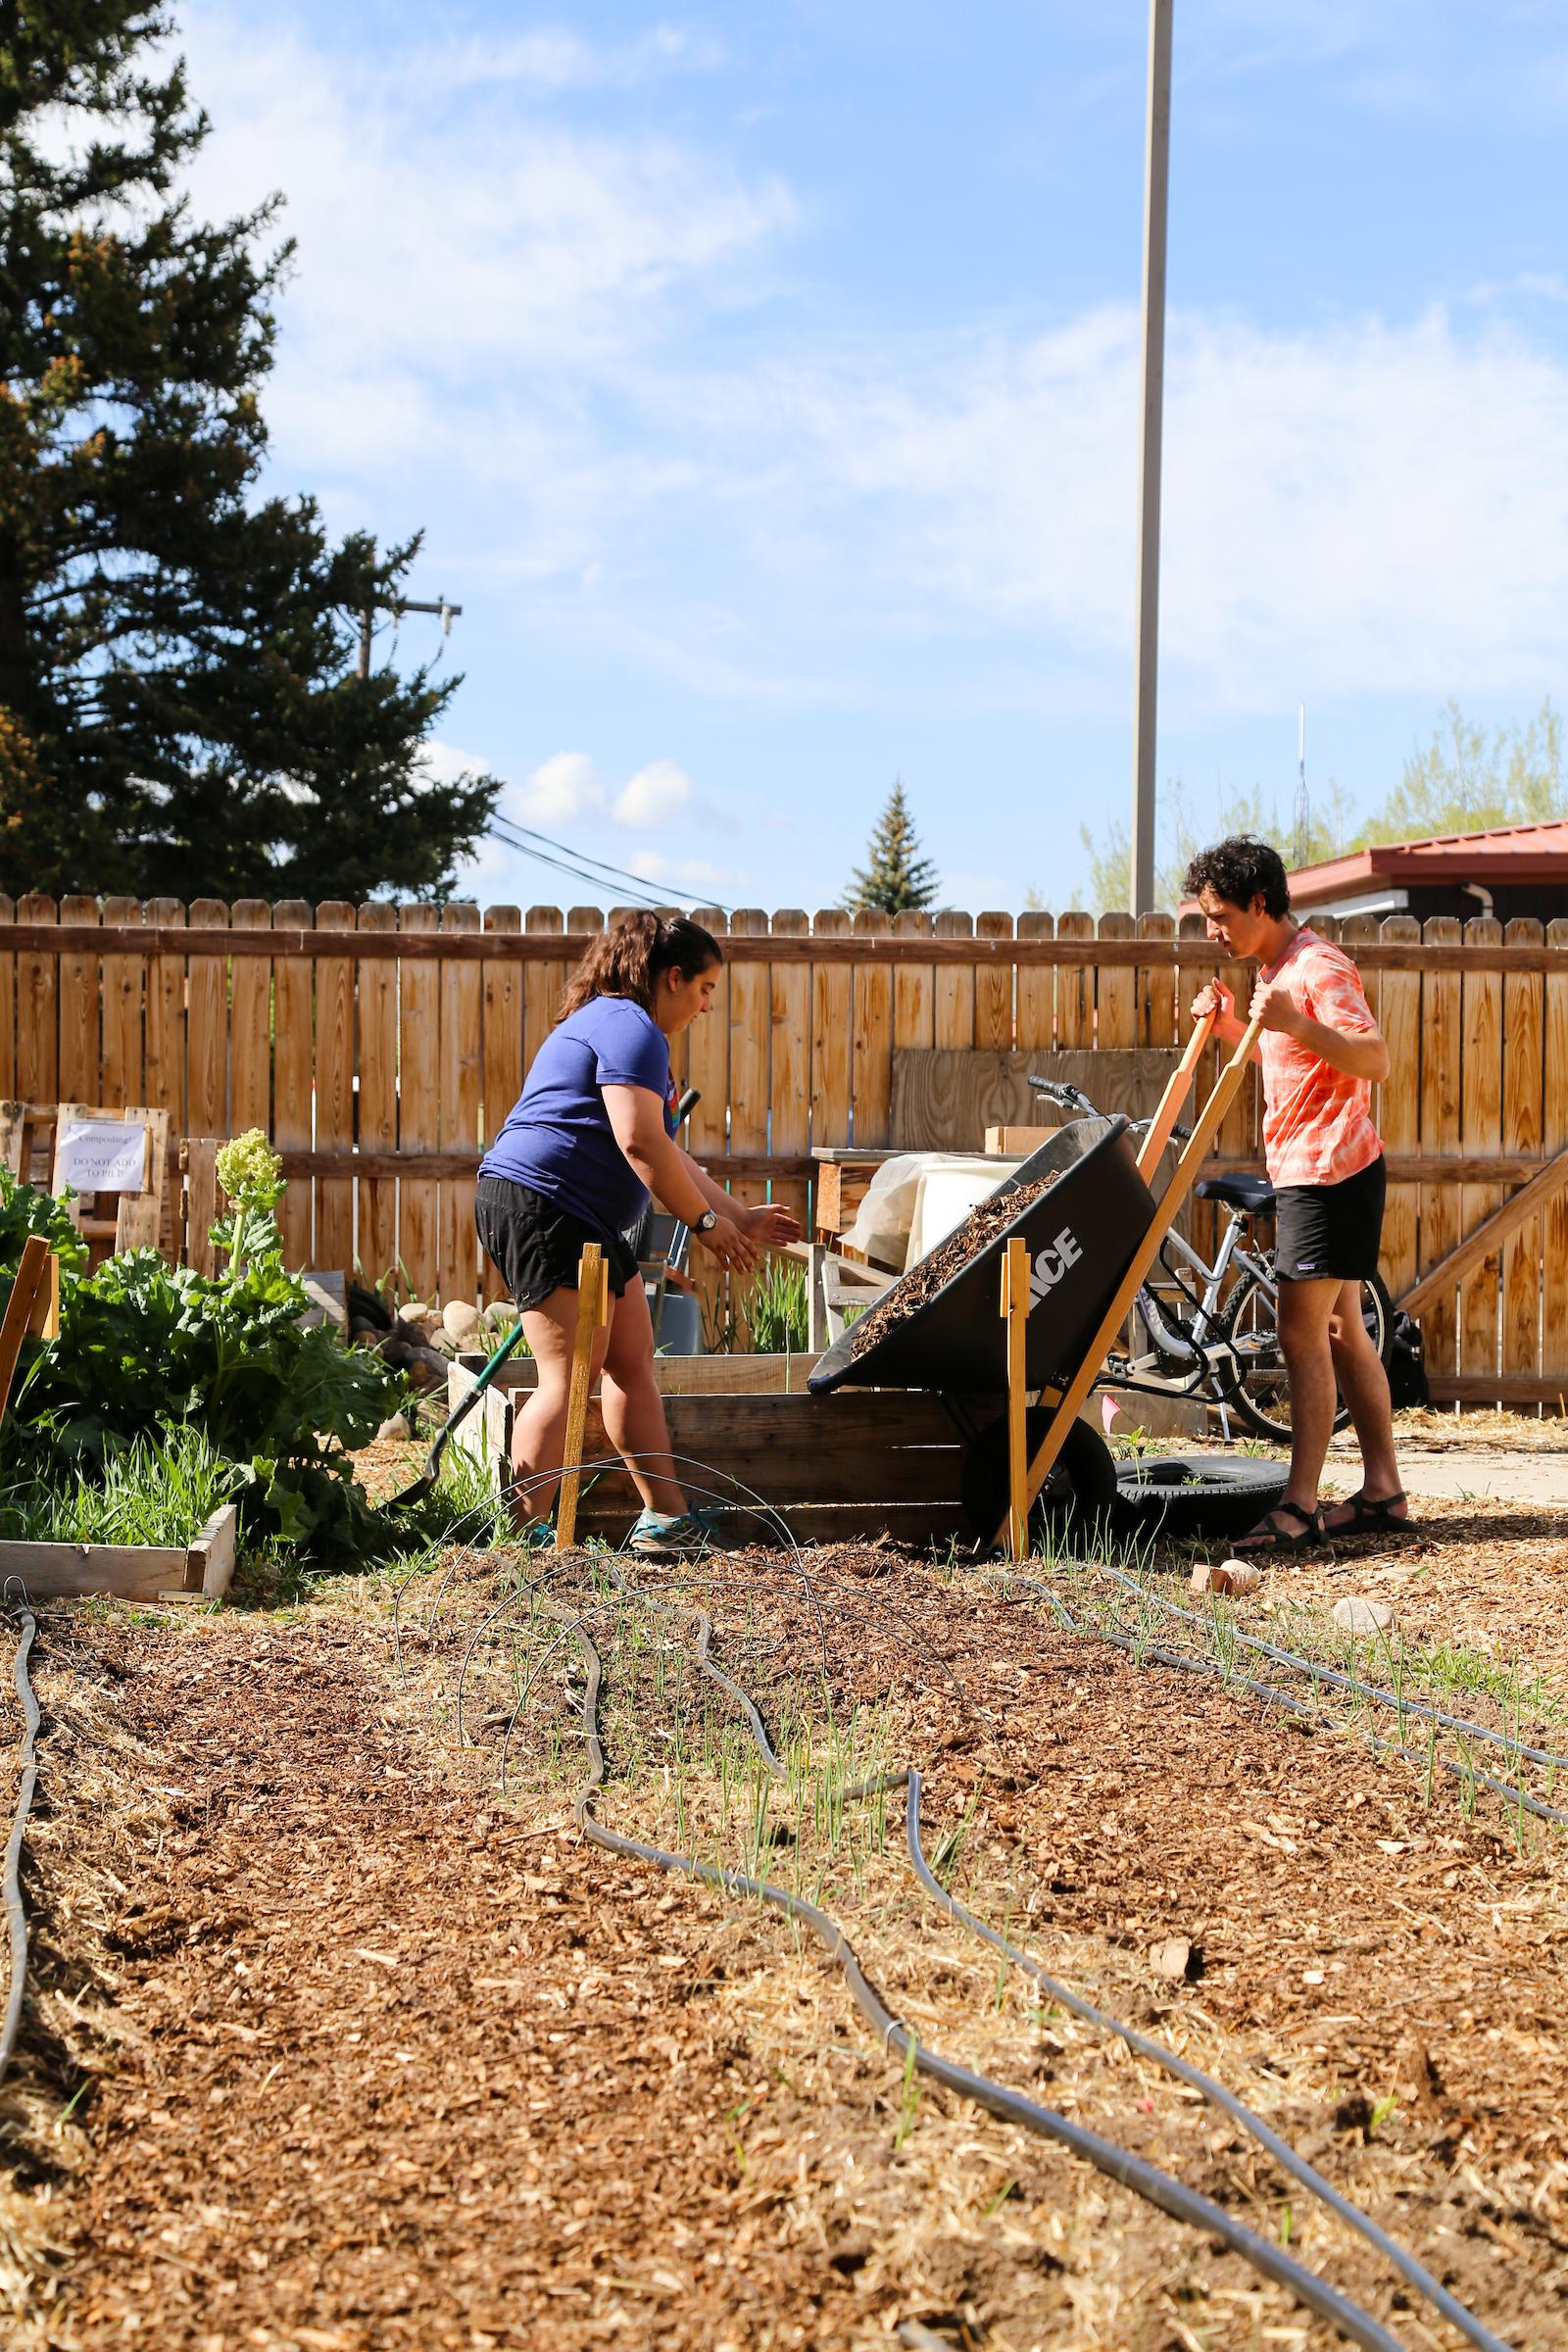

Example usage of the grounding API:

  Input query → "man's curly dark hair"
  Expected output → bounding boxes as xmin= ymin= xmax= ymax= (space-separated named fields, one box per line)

xmin=1183 ymin=835 xmax=1291 ymax=919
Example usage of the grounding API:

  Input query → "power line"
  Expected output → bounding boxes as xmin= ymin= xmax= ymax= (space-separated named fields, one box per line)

xmin=482 ymin=824 xmax=666 ymax=910
xmin=487 ymin=824 xmax=668 ymax=910
xmin=494 ymin=815 xmax=731 ymax=914
xmin=490 ymin=817 xmax=670 ymax=905
xmin=485 ymin=813 xmax=733 ymax=917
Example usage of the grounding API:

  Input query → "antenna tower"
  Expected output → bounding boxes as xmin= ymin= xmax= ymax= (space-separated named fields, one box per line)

xmin=1293 ymin=705 xmax=1310 ymax=867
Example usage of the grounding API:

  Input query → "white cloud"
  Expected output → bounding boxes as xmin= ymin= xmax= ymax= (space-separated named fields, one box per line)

xmin=514 ymin=751 xmax=608 ymax=827
xmin=613 ymin=759 xmax=698 ymax=827
xmin=173 ymin=6 xmax=1568 ymax=739
xmin=622 ymin=848 xmax=742 ymax=896
xmin=403 ymin=23 xmax=723 ymax=99
xmin=635 ymin=300 xmax=1568 ymax=718
xmin=433 ymin=749 xmax=724 ymax=906
xmin=178 ymin=7 xmax=792 ymax=419
xmin=501 ymin=751 xmax=706 ymax=832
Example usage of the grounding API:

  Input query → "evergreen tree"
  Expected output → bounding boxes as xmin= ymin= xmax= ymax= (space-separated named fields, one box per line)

xmin=847 ymin=780 xmax=938 ymax=914
xmin=0 ymin=0 xmax=500 ymax=901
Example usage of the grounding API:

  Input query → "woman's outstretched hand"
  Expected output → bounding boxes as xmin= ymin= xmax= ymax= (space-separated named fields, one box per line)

xmin=745 ymin=1202 xmax=802 ymax=1249
xmin=693 ymin=1217 xmax=761 ymax=1272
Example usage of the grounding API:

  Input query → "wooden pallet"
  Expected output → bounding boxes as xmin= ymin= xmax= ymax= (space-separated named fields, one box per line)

xmin=811 ymin=1148 xmax=899 ymax=1255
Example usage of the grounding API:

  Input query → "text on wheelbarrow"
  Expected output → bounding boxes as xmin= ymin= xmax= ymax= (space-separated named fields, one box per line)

xmin=1028 ymin=1229 xmax=1084 ymax=1304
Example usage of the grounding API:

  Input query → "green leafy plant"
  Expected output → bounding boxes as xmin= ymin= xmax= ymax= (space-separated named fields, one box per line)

xmin=700 ymin=1290 xmax=737 ymax=1355
xmin=1 ymin=1163 xmax=400 ymax=1563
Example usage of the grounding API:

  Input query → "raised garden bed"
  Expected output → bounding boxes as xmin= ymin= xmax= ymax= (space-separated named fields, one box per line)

xmin=446 ymin=1353 xmax=972 ymax=1546
xmin=0 ymin=1500 xmax=239 ymax=1601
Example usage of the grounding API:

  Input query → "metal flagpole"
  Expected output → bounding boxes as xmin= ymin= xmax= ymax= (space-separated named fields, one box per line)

xmin=1130 ymin=0 xmax=1174 ymax=915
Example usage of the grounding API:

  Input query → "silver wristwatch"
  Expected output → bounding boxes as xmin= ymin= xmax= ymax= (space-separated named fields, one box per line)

xmin=694 ymin=1210 xmax=718 ymax=1234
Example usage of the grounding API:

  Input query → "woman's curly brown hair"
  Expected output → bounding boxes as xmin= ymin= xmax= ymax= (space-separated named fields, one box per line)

xmin=558 ymin=910 xmax=723 ymax=1022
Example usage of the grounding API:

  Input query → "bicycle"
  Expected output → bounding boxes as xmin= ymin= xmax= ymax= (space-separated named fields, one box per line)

xmin=1026 ymin=1076 xmax=1394 ymax=1442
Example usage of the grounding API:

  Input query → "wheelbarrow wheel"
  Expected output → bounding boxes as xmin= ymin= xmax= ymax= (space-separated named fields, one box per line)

xmin=961 ymin=1411 xmax=1119 ymax=1550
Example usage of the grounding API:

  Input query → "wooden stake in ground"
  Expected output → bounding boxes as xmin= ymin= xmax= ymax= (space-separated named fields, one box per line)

xmin=1001 ymin=1236 xmax=1030 ymax=1562
xmin=0 ymin=1234 xmax=54 ymax=1427
xmin=555 ymin=1242 xmax=611 ymax=1551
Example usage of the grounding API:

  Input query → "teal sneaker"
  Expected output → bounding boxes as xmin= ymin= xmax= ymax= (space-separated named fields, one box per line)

xmin=628 ymin=1505 xmax=724 ymax=1557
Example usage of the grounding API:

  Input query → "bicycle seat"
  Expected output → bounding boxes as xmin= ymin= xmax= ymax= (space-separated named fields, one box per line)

xmin=1194 ymin=1172 xmax=1276 ymax=1213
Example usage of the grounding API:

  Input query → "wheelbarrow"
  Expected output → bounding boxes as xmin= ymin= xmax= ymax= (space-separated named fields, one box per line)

xmin=808 ymin=1009 xmax=1261 ymax=1553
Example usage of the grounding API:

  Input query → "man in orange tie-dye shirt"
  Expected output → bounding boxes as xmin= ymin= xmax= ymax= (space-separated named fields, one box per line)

xmin=1185 ymin=836 xmax=1410 ymax=1555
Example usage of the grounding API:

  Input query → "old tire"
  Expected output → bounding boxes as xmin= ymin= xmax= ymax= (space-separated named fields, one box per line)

xmin=1111 ymin=1452 xmax=1288 ymax=1542
xmin=348 ymin=1281 xmax=394 ymax=1333
xmin=961 ymin=1412 xmax=1120 ymax=1551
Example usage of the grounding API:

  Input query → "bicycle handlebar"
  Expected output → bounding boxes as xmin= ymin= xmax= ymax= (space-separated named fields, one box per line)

xmin=1026 ymin=1076 xmax=1096 ymax=1114
xmin=1036 ymin=1080 xmax=1192 ymax=1151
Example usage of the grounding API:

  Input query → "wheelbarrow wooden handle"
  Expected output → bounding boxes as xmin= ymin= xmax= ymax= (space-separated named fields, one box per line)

xmin=1136 ymin=1007 xmax=1216 ymax=1179
xmin=1010 ymin=1013 xmax=1264 ymax=1538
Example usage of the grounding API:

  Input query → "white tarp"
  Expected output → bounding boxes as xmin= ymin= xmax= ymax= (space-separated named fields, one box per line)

xmin=57 ymin=1120 xmax=147 ymax=1195
xmin=842 ymin=1152 xmax=1020 ymax=1271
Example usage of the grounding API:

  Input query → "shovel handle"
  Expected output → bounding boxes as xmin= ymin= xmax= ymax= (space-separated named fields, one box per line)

xmin=416 ymin=1317 xmax=529 ymax=1489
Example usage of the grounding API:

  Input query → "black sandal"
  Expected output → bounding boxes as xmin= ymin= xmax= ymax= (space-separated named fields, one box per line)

xmin=1232 ymin=1499 xmax=1324 ymax=1554
xmin=1323 ymin=1490 xmax=1417 ymax=1538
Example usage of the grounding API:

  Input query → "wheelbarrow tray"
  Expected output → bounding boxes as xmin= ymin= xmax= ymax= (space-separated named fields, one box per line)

xmin=808 ymin=1116 xmax=1155 ymax=1396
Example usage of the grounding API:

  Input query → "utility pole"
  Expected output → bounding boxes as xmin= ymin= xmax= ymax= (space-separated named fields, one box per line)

xmin=1130 ymin=0 xmax=1173 ymax=915
xmin=358 ymin=597 xmax=464 ymax=679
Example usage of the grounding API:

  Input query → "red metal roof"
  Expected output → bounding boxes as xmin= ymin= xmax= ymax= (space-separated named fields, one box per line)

xmin=1287 ymin=817 xmax=1568 ymax=907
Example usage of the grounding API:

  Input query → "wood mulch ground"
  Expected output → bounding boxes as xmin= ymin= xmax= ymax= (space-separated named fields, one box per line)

xmin=2 ymin=1497 xmax=1563 ymax=2352
xmin=846 ymin=1178 xmax=1055 ymax=1360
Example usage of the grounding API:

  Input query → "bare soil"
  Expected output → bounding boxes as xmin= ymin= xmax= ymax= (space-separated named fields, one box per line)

xmin=4 ymin=1506 xmax=1565 ymax=2352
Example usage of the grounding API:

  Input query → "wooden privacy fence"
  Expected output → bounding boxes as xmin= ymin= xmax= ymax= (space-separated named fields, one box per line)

xmin=2 ymin=894 xmax=1566 ymax=1405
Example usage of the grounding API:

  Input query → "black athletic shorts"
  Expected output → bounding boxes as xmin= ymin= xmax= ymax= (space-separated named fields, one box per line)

xmin=474 ymin=1175 xmax=640 ymax=1313
xmin=1272 ymin=1153 xmax=1387 ymax=1284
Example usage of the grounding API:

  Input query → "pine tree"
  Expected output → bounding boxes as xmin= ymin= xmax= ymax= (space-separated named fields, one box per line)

xmin=0 ymin=1 xmax=500 ymax=900
xmin=847 ymin=781 xmax=938 ymax=914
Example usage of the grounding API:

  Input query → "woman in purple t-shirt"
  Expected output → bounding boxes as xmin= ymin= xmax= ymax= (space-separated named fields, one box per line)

xmin=476 ymin=912 xmax=799 ymax=1553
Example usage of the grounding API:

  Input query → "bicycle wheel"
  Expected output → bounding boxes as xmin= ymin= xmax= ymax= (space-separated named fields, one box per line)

xmin=1226 ymin=1266 xmax=1393 ymax=1443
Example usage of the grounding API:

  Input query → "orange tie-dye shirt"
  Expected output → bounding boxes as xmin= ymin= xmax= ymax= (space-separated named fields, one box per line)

xmin=1257 ymin=929 xmax=1384 ymax=1188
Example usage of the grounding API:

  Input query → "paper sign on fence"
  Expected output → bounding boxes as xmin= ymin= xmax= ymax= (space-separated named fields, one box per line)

xmin=58 ymin=1120 xmax=148 ymax=1195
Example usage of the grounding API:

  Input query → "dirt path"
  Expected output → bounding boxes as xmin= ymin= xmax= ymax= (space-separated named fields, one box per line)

xmin=33 ymin=1615 xmax=830 ymax=2351
xmin=10 ymin=1551 xmax=1568 ymax=2352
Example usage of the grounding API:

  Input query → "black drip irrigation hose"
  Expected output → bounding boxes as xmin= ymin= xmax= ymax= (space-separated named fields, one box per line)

xmin=523 ymin=1581 xmax=1418 ymax=2352
xmin=997 ymin=1568 xmax=1568 ymax=1830
xmin=402 ymin=1448 xmax=981 ymax=1751
xmin=0 ymin=1600 xmax=40 ymax=2093
xmin=411 ymin=1461 xmax=1537 ymax=2342
xmin=899 ymin=1771 xmax=1512 ymax=2352
xmin=1081 ymin=1561 xmax=1568 ymax=1835
xmin=659 ymin=1575 xmax=1513 ymax=2352
xmin=452 ymin=1547 xmax=1520 ymax=2344
xmin=1095 ymin=1558 xmax=1568 ymax=1779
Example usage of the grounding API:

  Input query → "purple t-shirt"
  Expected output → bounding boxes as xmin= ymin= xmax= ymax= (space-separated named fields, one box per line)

xmin=480 ymin=996 xmax=676 ymax=1239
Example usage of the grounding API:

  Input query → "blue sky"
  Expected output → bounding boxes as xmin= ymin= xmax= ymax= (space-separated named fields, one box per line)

xmin=176 ymin=1 xmax=1568 ymax=911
